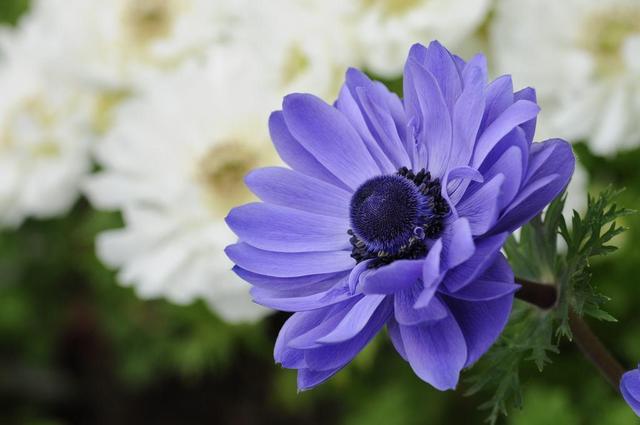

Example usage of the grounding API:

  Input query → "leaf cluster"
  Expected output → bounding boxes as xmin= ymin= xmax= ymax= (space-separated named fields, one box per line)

xmin=469 ymin=188 xmax=633 ymax=423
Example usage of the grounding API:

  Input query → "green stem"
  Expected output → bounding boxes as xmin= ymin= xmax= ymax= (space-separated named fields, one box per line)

xmin=514 ymin=277 xmax=625 ymax=391
xmin=568 ymin=310 xmax=625 ymax=390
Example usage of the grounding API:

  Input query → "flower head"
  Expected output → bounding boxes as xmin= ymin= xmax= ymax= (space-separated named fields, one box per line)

xmin=85 ymin=50 xmax=279 ymax=322
xmin=0 ymin=27 xmax=94 ymax=227
xmin=353 ymin=0 xmax=491 ymax=77
xmin=492 ymin=0 xmax=640 ymax=154
xmin=621 ymin=367 xmax=640 ymax=416
xmin=226 ymin=41 xmax=575 ymax=390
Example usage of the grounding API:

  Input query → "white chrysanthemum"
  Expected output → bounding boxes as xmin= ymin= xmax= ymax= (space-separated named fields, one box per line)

xmin=239 ymin=0 xmax=358 ymax=101
xmin=352 ymin=0 xmax=492 ymax=77
xmin=21 ymin=0 xmax=239 ymax=89
xmin=84 ymin=52 xmax=279 ymax=322
xmin=0 ymin=32 xmax=94 ymax=227
xmin=492 ymin=0 xmax=640 ymax=155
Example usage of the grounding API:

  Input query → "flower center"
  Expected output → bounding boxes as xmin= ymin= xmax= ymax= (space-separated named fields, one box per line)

xmin=2 ymin=95 xmax=63 ymax=157
xmin=196 ymin=141 xmax=259 ymax=217
xmin=348 ymin=167 xmax=449 ymax=268
xmin=123 ymin=0 xmax=173 ymax=46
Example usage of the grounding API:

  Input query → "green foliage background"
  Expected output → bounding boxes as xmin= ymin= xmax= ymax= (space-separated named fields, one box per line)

xmin=1 ymin=2 xmax=640 ymax=424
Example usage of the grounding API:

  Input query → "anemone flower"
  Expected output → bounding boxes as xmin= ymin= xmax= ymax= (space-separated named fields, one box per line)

xmin=621 ymin=366 xmax=640 ymax=416
xmin=226 ymin=41 xmax=575 ymax=391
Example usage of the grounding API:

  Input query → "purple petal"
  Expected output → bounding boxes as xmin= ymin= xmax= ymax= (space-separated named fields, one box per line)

xmin=480 ymin=146 xmax=524 ymax=211
xmin=441 ymin=218 xmax=475 ymax=269
xmin=348 ymin=259 xmax=373 ymax=294
xmin=335 ymin=75 xmax=396 ymax=174
xmin=444 ymin=291 xmax=515 ymax=366
xmin=361 ymin=259 xmax=424 ymax=295
xmin=399 ymin=312 xmax=467 ymax=390
xmin=446 ymin=280 xmax=519 ymax=301
xmin=251 ymin=277 xmax=352 ymax=312
xmin=461 ymin=54 xmax=488 ymax=87
xmin=288 ymin=299 xmax=359 ymax=348
xmin=302 ymin=298 xmax=393 ymax=370
xmin=455 ymin=174 xmax=504 ymax=236
xmin=269 ymin=111 xmax=347 ymax=189
xmin=403 ymin=45 xmax=427 ymax=159
xmin=414 ymin=238 xmax=444 ymax=308
xmin=479 ymin=75 xmax=513 ymax=134
xmin=423 ymin=40 xmax=462 ymax=111
xmin=478 ymin=252 xmax=514 ymax=282
xmin=404 ymin=59 xmax=452 ymax=176
xmin=226 ymin=203 xmax=350 ymax=252
xmin=395 ymin=285 xmax=448 ymax=325
xmin=342 ymin=68 xmax=410 ymax=167
xmin=245 ymin=167 xmax=351 ymax=218
xmin=441 ymin=255 xmax=516 ymax=366
xmin=443 ymin=233 xmax=508 ymax=292
xmin=406 ymin=43 xmax=429 ymax=65
xmin=479 ymin=127 xmax=529 ymax=182
xmin=525 ymin=138 xmax=573 ymax=183
xmin=443 ymin=166 xmax=484 ymax=209
xmin=317 ymin=294 xmax=387 ymax=343
xmin=448 ymin=65 xmax=485 ymax=171
xmin=234 ymin=266 xmax=346 ymax=290
xmin=621 ymin=368 xmax=640 ymax=416
xmin=282 ymin=93 xmax=379 ymax=189
xmin=514 ymin=87 xmax=538 ymax=143
xmin=444 ymin=253 xmax=517 ymax=302
xmin=356 ymin=86 xmax=411 ymax=168
xmin=472 ymin=100 xmax=540 ymax=168
xmin=298 ymin=367 xmax=343 ymax=391
xmin=275 ymin=308 xmax=330 ymax=367
xmin=493 ymin=139 xmax=574 ymax=234
xmin=387 ymin=317 xmax=408 ymax=361
xmin=452 ymin=54 xmax=466 ymax=74
xmin=225 ymin=243 xmax=354 ymax=277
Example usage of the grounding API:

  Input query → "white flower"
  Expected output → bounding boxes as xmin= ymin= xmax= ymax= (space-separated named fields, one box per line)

xmin=239 ymin=0 xmax=358 ymax=101
xmin=84 ymin=52 xmax=279 ymax=322
xmin=0 ymin=28 xmax=94 ymax=227
xmin=491 ymin=0 xmax=640 ymax=155
xmin=20 ymin=0 xmax=240 ymax=89
xmin=352 ymin=0 xmax=492 ymax=77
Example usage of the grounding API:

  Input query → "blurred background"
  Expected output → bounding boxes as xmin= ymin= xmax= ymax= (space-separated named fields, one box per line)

xmin=1 ymin=0 xmax=639 ymax=424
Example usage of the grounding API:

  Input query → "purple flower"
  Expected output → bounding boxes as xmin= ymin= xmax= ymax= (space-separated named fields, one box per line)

xmin=225 ymin=41 xmax=575 ymax=391
xmin=621 ymin=367 xmax=640 ymax=416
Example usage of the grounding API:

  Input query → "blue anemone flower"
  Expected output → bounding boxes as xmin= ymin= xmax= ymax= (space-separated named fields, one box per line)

xmin=225 ymin=41 xmax=575 ymax=391
xmin=621 ymin=367 xmax=640 ymax=416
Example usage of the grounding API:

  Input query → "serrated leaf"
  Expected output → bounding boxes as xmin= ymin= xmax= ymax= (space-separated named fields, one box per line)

xmin=470 ymin=186 xmax=632 ymax=424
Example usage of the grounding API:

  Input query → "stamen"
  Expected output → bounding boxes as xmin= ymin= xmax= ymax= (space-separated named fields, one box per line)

xmin=348 ymin=167 xmax=450 ymax=269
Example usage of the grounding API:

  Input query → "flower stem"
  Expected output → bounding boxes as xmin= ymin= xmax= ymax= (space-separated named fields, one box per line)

xmin=513 ymin=277 xmax=557 ymax=309
xmin=568 ymin=310 xmax=625 ymax=391
xmin=514 ymin=277 xmax=625 ymax=391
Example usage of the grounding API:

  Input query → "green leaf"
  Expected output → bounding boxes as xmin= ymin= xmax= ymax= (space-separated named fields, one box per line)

xmin=469 ymin=186 xmax=633 ymax=424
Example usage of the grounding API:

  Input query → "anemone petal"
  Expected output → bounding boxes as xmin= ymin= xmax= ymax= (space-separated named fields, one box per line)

xmin=245 ymin=167 xmax=351 ymax=218
xmin=269 ymin=111 xmax=348 ymax=190
xmin=444 ymin=291 xmax=515 ymax=367
xmin=361 ymin=259 xmax=423 ymax=295
xmin=226 ymin=203 xmax=350 ymax=252
xmin=399 ymin=312 xmax=467 ymax=390
xmin=225 ymin=243 xmax=354 ymax=277
xmin=282 ymin=93 xmax=379 ymax=190
xmin=473 ymin=100 xmax=540 ymax=168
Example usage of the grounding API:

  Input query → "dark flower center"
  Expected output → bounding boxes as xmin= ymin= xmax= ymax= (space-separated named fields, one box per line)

xmin=348 ymin=167 xmax=449 ymax=268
